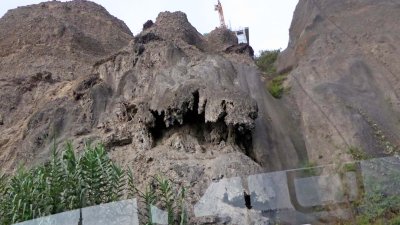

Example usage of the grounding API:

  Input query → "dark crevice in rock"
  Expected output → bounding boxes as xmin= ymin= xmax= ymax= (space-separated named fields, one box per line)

xmin=244 ymin=191 xmax=252 ymax=209
xmin=149 ymin=91 xmax=254 ymax=156
xmin=182 ymin=91 xmax=203 ymax=124
xmin=219 ymin=100 xmax=228 ymax=120
xmin=134 ymin=32 xmax=162 ymax=45
xmin=73 ymin=74 xmax=101 ymax=100
xmin=134 ymin=44 xmax=145 ymax=55
xmin=149 ymin=110 xmax=166 ymax=142
xmin=182 ymin=91 xmax=212 ymax=144
xmin=234 ymin=123 xmax=253 ymax=157
xmin=225 ymin=44 xmax=254 ymax=57
xmin=124 ymin=103 xmax=138 ymax=121
xmin=105 ymin=136 xmax=133 ymax=148
xmin=16 ymin=71 xmax=57 ymax=93
xmin=218 ymin=100 xmax=254 ymax=157
xmin=30 ymin=71 xmax=54 ymax=83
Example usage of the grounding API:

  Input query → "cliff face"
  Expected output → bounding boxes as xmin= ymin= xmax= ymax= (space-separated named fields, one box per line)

xmin=0 ymin=0 xmax=265 ymax=206
xmin=277 ymin=0 xmax=400 ymax=164
xmin=2 ymin=0 xmax=396 ymax=178
xmin=0 ymin=0 xmax=133 ymax=170
xmin=0 ymin=0 xmax=132 ymax=78
xmin=2 ymin=0 xmax=400 ymax=224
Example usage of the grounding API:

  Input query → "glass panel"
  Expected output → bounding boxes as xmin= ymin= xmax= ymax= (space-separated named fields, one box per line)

xmin=10 ymin=156 xmax=400 ymax=224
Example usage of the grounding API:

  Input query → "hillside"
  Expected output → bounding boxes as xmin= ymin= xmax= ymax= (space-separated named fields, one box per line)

xmin=1 ymin=0 xmax=400 ymax=224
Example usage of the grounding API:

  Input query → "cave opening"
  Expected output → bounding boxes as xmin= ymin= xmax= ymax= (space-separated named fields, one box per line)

xmin=149 ymin=91 xmax=254 ymax=157
xmin=149 ymin=91 xmax=208 ymax=145
xmin=149 ymin=110 xmax=166 ymax=141
xmin=233 ymin=124 xmax=253 ymax=157
xmin=182 ymin=91 xmax=208 ymax=143
xmin=182 ymin=90 xmax=201 ymax=124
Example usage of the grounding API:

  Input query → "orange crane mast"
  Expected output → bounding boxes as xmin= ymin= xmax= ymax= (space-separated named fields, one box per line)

xmin=214 ymin=0 xmax=226 ymax=28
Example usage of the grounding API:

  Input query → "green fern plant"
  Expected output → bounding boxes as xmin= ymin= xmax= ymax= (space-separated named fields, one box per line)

xmin=178 ymin=186 xmax=187 ymax=225
xmin=154 ymin=175 xmax=187 ymax=225
xmin=0 ymin=142 xmax=189 ymax=225
xmin=127 ymin=173 xmax=188 ymax=225
xmin=0 ymin=142 xmax=129 ymax=224
xmin=156 ymin=175 xmax=175 ymax=224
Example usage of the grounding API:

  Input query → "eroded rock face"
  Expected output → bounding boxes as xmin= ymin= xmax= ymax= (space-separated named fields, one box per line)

xmin=0 ymin=1 xmax=265 ymax=215
xmin=0 ymin=1 xmax=325 ymax=222
xmin=93 ymin=17 xmax=260 ymax=163
xmin=143 ymin=11 xmax=206 ymax=51
xmin=276 ymin=0 xmax=400 ymax=164
xmin=205 ymin=28 xmax=238 ymax=52
xmin=0 ymin=0 xmax=133 ymax=169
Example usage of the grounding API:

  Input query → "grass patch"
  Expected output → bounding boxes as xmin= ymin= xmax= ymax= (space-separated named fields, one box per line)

xmin=338 ymin=169 xmax=400 ymax=225
xmin=343 ymin=162 xmax=357 ymax=172
xmin=300 ymin=160 xmax=318 ymax=176
xmin=267 ymin=74 xmax=288 ymax=98
xmin=348 ymin=146 xmax=369 ymax=160
xmin=389 ymin=215 xmax=400 ymax=225
xmin=255 ymin=49 xmax=291 ymax=98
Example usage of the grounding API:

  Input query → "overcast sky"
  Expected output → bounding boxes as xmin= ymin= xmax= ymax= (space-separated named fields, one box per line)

xmin=0 ymin=0 xmax=298 ymax=53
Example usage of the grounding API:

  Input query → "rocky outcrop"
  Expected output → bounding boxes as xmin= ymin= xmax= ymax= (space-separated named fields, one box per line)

xmin=142 ymin=11 xmax=206 ymax=51
xmin=90 ymin=14 xmax=263 ymax=196
xmin=276 ymin=0 xmax=400 ymax=164
xmin=2 ymin=0 xmax=400 ymax=223
xmin=0 ymin=0 xmax=133 ymax=169
xmin=205 ymin=28 xmax=237 ymax=52
xmin=0 ymin=0 xmax=314 ymax=182
xmin=6 ymin=0 xmax=400 ymax=223
xmin=0 ymin=0 xmax=132 ymax=79
xmin=0 ymin=2 xmax=266 ymax=218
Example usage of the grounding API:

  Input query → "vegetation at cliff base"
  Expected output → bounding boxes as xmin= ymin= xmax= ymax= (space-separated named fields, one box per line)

xmin=341 ymin=185 xmax=400 ymax=225
xmin=0 ymin=142 xmax=187 ymax=225
xmin=348 ymin=146 xmax=369 ymax=161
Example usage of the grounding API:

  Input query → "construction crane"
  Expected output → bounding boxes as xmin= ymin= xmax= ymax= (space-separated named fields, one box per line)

xmin=214 ymin=0 xmax=226 ymax=28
